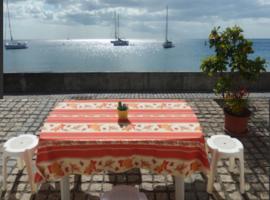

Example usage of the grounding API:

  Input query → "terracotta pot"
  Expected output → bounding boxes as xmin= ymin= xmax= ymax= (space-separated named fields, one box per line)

xmin=224 ymin=110 xmax=250 ymax=135
xmin=118 ymin=110 xmax=128 ymax=120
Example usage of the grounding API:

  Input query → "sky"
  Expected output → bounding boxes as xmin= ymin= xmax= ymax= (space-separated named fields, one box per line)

xmin=3 ymin=0 xmax=270 ymax=40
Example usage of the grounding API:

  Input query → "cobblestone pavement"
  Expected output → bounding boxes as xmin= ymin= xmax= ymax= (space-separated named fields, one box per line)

xmin=0 ymin=93 xmax=269 ymax=200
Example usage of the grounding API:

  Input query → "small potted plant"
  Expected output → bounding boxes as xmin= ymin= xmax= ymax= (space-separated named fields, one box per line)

xmin=201 ymin=26 xmax=267 ymax=135
xmin=117 ymin=101 xmax=128 ymax=120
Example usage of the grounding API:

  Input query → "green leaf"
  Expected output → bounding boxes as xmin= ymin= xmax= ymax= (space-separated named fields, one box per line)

xmin=200 ymin=25 xmax=268 ymax=115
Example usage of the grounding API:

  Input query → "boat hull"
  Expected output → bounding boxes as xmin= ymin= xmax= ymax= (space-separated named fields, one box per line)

xmin=163 ymin=41 xmax=175 ymax=49
xmin=5 ymin=42 xmax=28 ymax=50
xmin=111 ymin=39 xmax=129 ymax=46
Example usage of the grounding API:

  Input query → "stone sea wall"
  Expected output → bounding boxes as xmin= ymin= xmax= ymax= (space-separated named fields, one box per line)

xmin=4 ymin=72 xmax=270 ymax=94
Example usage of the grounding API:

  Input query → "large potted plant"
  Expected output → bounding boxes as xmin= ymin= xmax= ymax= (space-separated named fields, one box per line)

xmin=201 ymin=26 xmax=267 ymax=135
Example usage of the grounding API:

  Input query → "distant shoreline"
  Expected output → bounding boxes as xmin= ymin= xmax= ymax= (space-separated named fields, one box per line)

xmin=4 ymin=38 xmax=270 ymax=41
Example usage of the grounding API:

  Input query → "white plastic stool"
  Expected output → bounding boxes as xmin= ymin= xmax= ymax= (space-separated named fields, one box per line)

xmin=207 ymin=135 xmax=245 ymax=194
xmin=2 ymin=134 xmax=39 ymax=193
xmin=101 ymin=185 xmax=148 ymax=200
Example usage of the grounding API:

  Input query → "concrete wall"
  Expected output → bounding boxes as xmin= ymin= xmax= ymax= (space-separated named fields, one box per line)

xmin=4 ymin=72 xmax=270 ymax=94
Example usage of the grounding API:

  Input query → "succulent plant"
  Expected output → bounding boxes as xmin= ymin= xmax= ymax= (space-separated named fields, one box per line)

xmin=117 ymin=101 xmax=128 ymax=111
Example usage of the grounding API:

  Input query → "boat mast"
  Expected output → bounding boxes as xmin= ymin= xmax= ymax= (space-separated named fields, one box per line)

xmin=114 ymin=11 xmax=117 ymax=39
xmin=6 ymin=0 xmax=13 ymax=41
xmin=165 ymin=6 xmax=168 ymax=42
xmin=117 ymin=14 xmax=120 ymax=39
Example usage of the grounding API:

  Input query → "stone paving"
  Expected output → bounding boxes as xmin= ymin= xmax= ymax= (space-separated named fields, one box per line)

xmin=0 ymin=93 xmax=269 ymax=200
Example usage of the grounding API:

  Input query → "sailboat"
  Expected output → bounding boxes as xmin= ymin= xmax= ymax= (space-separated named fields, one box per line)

xmin=111 ymin=12 xmax=129 ymax=46
xmin=163 ymin=6 xmax=174 ymax=49
xmin=5 ymin=0 xmax=28 ymax=50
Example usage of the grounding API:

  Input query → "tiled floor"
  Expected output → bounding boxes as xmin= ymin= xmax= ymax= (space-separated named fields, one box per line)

xmin=0 ymin=93 xmax=269 ymax=200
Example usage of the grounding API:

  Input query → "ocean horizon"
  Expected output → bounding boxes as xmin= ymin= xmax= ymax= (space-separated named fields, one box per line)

xmin=4 ymin=39 xmax=270 ymax=73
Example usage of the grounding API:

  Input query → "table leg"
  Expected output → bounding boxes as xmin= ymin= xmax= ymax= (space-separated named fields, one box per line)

xmin=60 ymin=176 xmax=70 ymax=200
xmin=175 ymin=176 xmax=185 ymax=200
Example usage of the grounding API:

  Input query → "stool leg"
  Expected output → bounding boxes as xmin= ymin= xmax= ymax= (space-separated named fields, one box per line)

xmin=239 ymin=151 xmax=245 ymax=194
xmin=229 ymin=157 xmax=235 ymax=172
xmin=23 ymin=150 xmax=36 ymax=193
xmin=2 ymin=153 xmax=8 ymax=190
xmin=207 ymin=150 xmax=219 ymax=193
xmin=17 ymin=158 xmax=24 ymax=170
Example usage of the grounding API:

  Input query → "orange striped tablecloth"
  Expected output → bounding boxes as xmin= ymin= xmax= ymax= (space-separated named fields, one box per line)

xmin=35 ymin=99 xmax=209 ymax=183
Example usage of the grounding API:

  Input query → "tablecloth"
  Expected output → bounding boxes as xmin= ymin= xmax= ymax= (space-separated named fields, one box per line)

xmin=35 ymin=99 xmax=209 ymax=183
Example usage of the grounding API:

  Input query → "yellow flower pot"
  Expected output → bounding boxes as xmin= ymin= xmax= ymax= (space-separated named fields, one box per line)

xmin=118 ymin=110 xmax=128 ymax=120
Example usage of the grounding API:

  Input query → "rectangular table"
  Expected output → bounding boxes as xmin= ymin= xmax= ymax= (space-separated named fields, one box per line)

xmin=35 ymin=99 xmax=209 ymax=200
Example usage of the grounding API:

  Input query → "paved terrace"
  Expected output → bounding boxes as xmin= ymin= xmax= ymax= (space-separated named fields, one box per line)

xmin=0 ymin=93 xmax=269 ymax=200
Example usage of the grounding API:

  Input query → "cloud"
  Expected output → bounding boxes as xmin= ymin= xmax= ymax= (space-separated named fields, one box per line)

xmin=8 ymin=0 xmax=270 ymax=23
xmin=4 ymin=0 xmax=270 ymax=39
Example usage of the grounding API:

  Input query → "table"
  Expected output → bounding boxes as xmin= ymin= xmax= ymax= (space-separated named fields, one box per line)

xmin=35 ymin=99 xmax=209 ymax=200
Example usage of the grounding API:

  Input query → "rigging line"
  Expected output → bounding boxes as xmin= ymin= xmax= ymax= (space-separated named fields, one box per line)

xmin=7 ymin=0 xmax=13 ymax=41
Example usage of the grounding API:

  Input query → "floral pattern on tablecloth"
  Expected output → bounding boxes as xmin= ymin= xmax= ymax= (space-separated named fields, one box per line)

xmin=36 ymin=156 xmax=208 ymax=182
xmin=41 ymin=122 xmax=202 ymax=133
xmin=37 ymin=140 xmax=206 ymax=149
xmin=55 ymin=101 xmax=192 ymax=110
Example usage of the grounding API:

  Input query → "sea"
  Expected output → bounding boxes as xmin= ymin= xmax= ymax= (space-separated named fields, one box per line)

xmin=4 ymin=39 xmax=270 ymax=73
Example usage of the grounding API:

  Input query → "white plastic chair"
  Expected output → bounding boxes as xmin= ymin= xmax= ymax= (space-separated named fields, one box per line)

xmin=2 ymin=134 xmax=39 ymax=193
xmin=207 ymin=135 xmax=245 ymax=194
xmin=101 ymin=185 xmax=148 ymax=200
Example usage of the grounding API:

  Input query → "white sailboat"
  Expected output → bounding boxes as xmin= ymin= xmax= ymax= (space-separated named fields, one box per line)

xmin=111 ymin=12 xmax=129 ymax=46
xmin=5 ymin=0 xmax=28 ymax=50
xmin=163 ymin=6 xmax=174 ymax=49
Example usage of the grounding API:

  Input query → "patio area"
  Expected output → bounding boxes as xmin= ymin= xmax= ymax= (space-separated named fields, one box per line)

xmin=0 ymin=93 xmax=269 ymax=200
